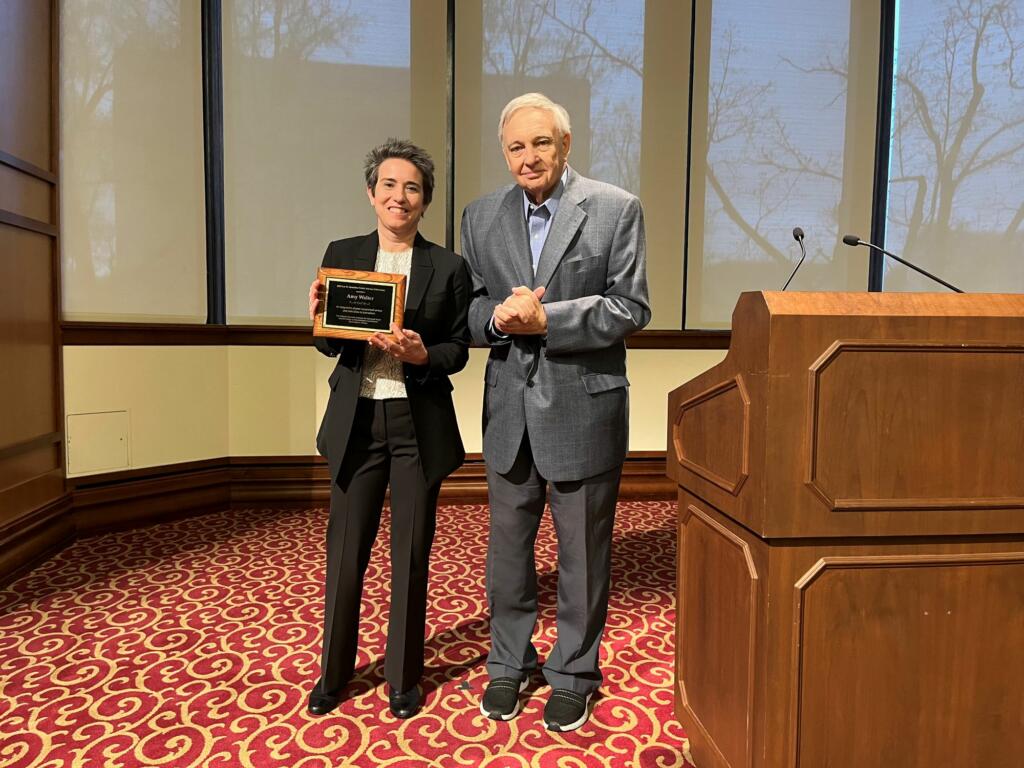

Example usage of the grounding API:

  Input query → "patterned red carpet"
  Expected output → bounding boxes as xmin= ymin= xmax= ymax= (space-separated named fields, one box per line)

xmin=0 ymin=501 xmax=687 ymax=767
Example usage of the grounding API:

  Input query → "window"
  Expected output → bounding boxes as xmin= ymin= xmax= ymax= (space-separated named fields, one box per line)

xmin=456 ymin=0 xmax=692 ymax=328
xmin=222 ymin=0 xmax=447 ymax=324
xmin=61 ymin=1 xmax=207 ymax=322
xmin=885 ymin=0 xmax=1024 ymax=293
xmin=59 ymin=1 xmax=1024 ymax=331
xmin=686 ymin=0 xmax=878 ymax=328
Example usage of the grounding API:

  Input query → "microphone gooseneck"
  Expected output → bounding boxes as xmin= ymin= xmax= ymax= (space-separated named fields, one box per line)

xmin=781 ymin=226 xmax=808 ymax=291
xmin=841 ymin=234 xmax=964 ymax=293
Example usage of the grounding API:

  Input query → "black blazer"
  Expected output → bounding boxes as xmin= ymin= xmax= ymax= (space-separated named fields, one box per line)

xmin=314 ymin=231 xmax=471 ymax=488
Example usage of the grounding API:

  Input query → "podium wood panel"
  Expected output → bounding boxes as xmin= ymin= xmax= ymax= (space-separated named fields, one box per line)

xmin=668 ymin=292 xmax=1024 ymax=768
xmin=806 ymin=341 xmax=1024 ymax=509
xmin=793 ymin=552 xmax=1024 ymax=767
xmin=672 ymin=376 xmax=750 ymax=495
xmin=674 ymin=492 xmax=1024 ymax=768
xmin=668 ymin=292 xmax=1024 ymax=538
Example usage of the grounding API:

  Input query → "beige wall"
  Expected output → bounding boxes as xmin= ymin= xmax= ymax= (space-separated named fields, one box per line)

xmin=63 ymin=345 xmax=726 ymax=475
xmin=63 ymin=347 xmax=229 ymax=476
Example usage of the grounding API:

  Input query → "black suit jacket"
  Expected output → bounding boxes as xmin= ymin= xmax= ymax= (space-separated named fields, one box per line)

xmin=314 ymin=231 xmax=471 ymax=488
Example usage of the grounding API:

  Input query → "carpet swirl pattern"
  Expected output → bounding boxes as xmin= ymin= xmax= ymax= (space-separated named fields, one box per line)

xmin=0 ymin=501 xmax=687 ymax=767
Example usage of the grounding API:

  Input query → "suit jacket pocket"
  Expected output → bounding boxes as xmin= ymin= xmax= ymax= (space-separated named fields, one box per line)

xmin=581 ymin=372 xmax=629 ymax=394
xmin=566 ymin=253 xmax=602 ymax=271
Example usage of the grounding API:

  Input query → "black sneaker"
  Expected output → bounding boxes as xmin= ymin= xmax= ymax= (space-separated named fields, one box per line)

xmin=479 ymin=676 xmax=528 ymax=720
xmin=543 ymin=689 xmax=592 ymax=732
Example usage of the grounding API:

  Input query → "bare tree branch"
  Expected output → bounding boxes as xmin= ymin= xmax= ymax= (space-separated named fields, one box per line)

xmin=706 ymin=165 xmax=789 ymax=264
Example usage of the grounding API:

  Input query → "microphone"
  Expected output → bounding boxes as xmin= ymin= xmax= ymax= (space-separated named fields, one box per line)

xmin=781 ymin=227 xmax=807 ymax=291
xmin=842 ymin=234 xmax=964 ymax=293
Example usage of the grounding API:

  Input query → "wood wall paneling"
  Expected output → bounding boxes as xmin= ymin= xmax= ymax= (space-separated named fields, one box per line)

xmin=0 ymin=226 xmax=58 ymax=446
xmin=0 ymin=162 xmax=52 ymax=223
xmin=0 ymin=223 xmax=62 ymax=524
xmin=0 ymin=1 xmax=53 ymax=170
xmin=0 ymin=439 xmax=61 ymax=503
xmin=0 ymin=0 xmax=67 ymax=581
xmin=0 ymin=493 xmax=73 ymax=586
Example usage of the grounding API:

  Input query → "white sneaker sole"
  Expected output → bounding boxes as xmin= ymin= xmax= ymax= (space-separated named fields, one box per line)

xmin=543 ymin=692 xmax=593 ymax=732
xmin=479 ymin=678 xmax=528 ymax=721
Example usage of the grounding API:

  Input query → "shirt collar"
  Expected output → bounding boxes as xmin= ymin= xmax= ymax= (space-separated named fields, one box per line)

xmin=523 ymin=166 xmax=570 ymax=219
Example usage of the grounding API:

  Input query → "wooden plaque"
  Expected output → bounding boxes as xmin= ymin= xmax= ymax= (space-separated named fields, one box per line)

xmin=313 ymin=267 xmax=406 ymax=340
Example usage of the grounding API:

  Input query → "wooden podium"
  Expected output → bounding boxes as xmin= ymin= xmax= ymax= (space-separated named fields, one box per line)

xmin=666 ymin=292 xmax=1024 ymax=768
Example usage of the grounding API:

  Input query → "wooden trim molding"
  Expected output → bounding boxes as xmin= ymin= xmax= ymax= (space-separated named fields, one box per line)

xmin=60 ymin=323 xmax=313 ymax=346
xmin=62 ymin=323 xmax=731 ymax=350
xmin=0 ymin=149 xmax=57 ymax=184
xmin=0 ymin=432 xmax=62 ymax=461
xmin=62 ymin=322 xmax=227 ymax=345
xmin=0 ymin=209 xmax=58 ymax=237
xmin=1 ymin=453 xmax=673 ymax=585
xmin=0 ymin=493 xmax=74 ymax=586
xmin=69 ymin=451 xmax=674 ymax=511
xmin=70 ymin=458 xmax=232 ymax=534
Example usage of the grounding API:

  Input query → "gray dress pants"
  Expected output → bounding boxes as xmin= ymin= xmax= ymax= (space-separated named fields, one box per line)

xmin=485 ymin=433 xmax=621 ymax=695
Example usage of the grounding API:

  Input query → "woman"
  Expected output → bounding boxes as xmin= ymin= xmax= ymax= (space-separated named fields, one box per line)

xmin=307 ymin=139 xmax=470 ymax=719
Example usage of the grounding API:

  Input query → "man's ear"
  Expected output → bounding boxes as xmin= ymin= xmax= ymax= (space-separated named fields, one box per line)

xmin=562 ymin=131 xmax=572 ymax=158
xmin=366 ymin=185 xmax=374 ymax=205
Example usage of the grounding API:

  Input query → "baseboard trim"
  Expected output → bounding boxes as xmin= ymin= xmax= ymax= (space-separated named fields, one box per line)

xmin=0 ymin=493 xmax=75 ymax=585
xmin=1 ymin=454 xmax=673 ymax=585
xmin=69 ymin=453 xmax=673 ymax=511
xmin=71 ymin=459 xmax=232 ymax=534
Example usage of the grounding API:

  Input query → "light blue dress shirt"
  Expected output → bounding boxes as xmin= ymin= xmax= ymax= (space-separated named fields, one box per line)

xmin=488 ymin=167 xmax=569 ymax=342
xmin=523 ymin=166 xmax=568 ymax=273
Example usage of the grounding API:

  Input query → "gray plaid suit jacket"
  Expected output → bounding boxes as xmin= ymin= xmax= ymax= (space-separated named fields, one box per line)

xmin=461 ymin=170 xmax=650 ymax=482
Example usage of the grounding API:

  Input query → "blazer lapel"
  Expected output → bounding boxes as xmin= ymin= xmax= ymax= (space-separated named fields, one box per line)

xmin=498 ymin=188 xmax=533 ymax=288
xmin=533 ymin=175 xmax=587 ymax=289
xmin=404 ymin=234 xmax=434 ymax=325
xmin=337 ymin=232 xmax=379 ymax=371
xmin=349 ymin=231 xmax=379 ymax=271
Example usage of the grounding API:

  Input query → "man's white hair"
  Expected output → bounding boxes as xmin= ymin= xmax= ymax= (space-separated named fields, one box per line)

xmin=497 ymin=93 xmax=572 ymax=146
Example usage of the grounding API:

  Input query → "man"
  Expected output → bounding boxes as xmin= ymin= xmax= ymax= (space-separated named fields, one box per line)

xmin=461 ymin=93 xmax=650 ymax=732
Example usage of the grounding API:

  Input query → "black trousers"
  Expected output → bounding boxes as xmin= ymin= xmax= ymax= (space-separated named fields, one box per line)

xmin=317 ymin=397 xmax=440 ymax=694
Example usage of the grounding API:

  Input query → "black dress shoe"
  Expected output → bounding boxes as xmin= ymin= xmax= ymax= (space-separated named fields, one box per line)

xmin=307 ymin=690 xmax=339 ymax=716
xmin=388 ymin=685 xmax=421 ymax=719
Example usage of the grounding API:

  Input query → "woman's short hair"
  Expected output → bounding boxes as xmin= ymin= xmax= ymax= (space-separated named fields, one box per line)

xmin=364 ymin=138 xmax=435 ymax=206
xmin=497 ymin=93 xmax=572 ymax=146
